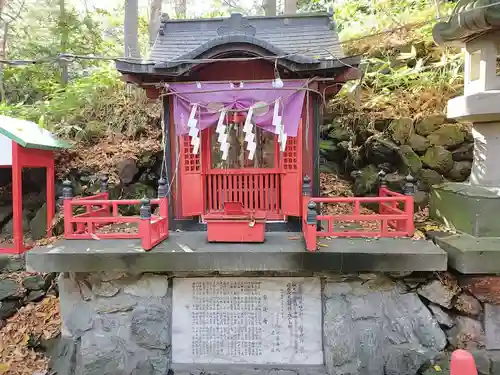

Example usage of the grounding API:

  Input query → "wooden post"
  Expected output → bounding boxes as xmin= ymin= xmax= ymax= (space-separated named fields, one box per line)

xmin=46 ymin=159 xmax=56 ymax=237
xmin=403 ymin=174 xmax=416 ymax=236
xmin=312 ymin=95 xmax=321 ymax=198
xmin=158 ymin=178 xmax=169 ymax=235
xmin=139 ymin=197 xmax=152 ymax=250
xmin=378 ymin=169 xmax=387 ymax=214
xmin=302 ymin=175 xmax=312 ymax=219
xmin=162 ymin=96 xmax=175 ymax=230
xmin=305 ymin=201 xmax=318 ymax=252
xmin=12 ymin=144 xmax=23 ymax=254
xmin=62 ymin=179 xmax=73 ymax=237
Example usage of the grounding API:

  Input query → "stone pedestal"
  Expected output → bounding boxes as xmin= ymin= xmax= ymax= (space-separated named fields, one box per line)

xmin=53 ymin=272 xmax=448 ymax=375
xmin=429 ymin=88 xmax=500 ymax=273
xmin=471 ymin=122 xmax=500 ymax=187
xmin=430 ymin=183 xmax=500 ymax=237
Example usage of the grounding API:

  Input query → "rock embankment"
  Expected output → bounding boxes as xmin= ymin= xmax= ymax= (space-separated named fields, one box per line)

xmin=320 ymin=115 xmax=473 ymax=207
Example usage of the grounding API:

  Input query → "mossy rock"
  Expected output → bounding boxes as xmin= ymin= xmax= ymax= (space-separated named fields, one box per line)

xmin=418 ymin=169 xmax=444 ymax=192
xmin=320 ymin=140 xmax=348 ymax=163
xmin=389 ymin=117 xmax=414 ymax=145
xmin=364 ymin=134 xmax=400 ymax=166
xmin=119 ymin=183 xmax=157 ymax=215
xmin=384 ymin=172 xmax=406 ymax=192
xmin=408 ymin=134 xmax=430 ymax=154
xmin=421 ymin=146 xmax=454 ymax=174
xmin=445 ymin=161 xmax=472 ymax=182
xmin=345 ymin=146 xmax=366 ymax=172
xmin=427 ymin=124 xmax=467 ymax=149
xmin=415 ymin=115 xmax=445 ymax=136
xmin=30 ymin=203 xmax=47 ymax=240
xmin=399 ymin=145 xmax=422 ymax=175
xmin=328 ymin=127 xmax=351 ymax=143
xmin=452 ymin=143 xmax=473 ymax=161
xmin=373 ymin=119 xmax=391 ymax=132
xmin=352 ymin=165 xmax=380 ymax=196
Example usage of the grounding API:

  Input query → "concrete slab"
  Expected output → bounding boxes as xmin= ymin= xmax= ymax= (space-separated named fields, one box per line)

xmin=26 ymin=232 xmax=447 ymax=273
xmin=434 ymin=233 xmax=500 ymax=274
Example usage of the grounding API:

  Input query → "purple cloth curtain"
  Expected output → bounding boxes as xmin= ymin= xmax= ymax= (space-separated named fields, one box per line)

xmin=168 ymin=80 xmax=307 ymax=137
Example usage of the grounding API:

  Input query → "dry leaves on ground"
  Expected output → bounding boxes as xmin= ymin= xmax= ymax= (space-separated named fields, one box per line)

xmin=55 ymin=129 xmax=162 ymax=182
xmin=0 ymin=296 xmax=60 ymax=375
xmin=320 ymin=172 xmax=381 ymax=232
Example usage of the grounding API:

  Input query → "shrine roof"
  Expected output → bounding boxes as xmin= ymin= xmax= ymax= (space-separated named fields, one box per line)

xmin=152 ymin=12 xmax=343 ymax=64
xmin=0 ymin=116 xmax=71 ymax=151
xmin=433 ymin=0 xmax=500 ymax=46
xmin=116 ymin=12 xmax=359 ymax=78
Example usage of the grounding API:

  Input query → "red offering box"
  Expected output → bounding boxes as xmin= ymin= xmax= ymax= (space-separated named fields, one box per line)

xmin=204 ymin=203 xmax=266 ymax=243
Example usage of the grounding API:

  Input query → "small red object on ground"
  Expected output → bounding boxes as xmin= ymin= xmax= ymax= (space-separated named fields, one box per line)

xmin=450 ymin=349 xmax=478 ymax=375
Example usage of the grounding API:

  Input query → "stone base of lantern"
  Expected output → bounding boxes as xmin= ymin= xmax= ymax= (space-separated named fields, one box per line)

xmin=430 ymin=182 xmax=500 ymax=273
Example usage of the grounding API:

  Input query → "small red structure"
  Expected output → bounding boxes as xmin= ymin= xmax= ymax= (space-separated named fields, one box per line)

xmin=62 ymin=179 xmax=169 ymax=251
xmin=0 ymin=116 xmax=70 ymax=254
xmin=450 ymin=350 xmax=478 ymax=375
xmin=61 ymin=12 xmax=416 ymax=251
xmin=205 ymin=202 xmax=266 ymax=243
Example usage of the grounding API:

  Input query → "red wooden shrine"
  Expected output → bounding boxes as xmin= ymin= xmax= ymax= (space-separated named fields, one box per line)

xmin=60 ymin=12 xmax=417 ymax=251
xmin=0 ymin=116 xmax=69 ymax=254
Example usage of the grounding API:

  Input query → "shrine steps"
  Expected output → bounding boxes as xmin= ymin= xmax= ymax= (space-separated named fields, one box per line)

xmin=26 ymin=231 xmax=447 ymax=274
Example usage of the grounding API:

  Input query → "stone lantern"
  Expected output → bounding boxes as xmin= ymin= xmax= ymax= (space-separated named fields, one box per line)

xmin=431 ymin=1 xmax=500 ymax=273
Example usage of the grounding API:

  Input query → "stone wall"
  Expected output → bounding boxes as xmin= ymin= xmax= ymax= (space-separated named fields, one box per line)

xmin=52 ymin=271 xmax=500 ymax=375
xmin=320 ymin=116 xmax=473 ymax=206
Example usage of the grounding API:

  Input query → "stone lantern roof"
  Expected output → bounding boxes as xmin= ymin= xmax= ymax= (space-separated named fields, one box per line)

xmin=433 ymin=0 xmax=500 ymax=46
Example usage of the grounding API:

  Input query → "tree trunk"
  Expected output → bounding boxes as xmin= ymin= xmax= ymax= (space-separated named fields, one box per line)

xmin=263 ymin=0 xmax=276 ymax=16
xmin=59 ymin=0 xmax=68 ymax=85
xmin=174 ymin=0 xmax=186 ymax=18
xmin=149 ymin=0 xmax=162 ymax=46
xmin=284 ymin=0 xmax=296 ymax=14
xmin=124 ymin=0 xmax=141 ymax=58
xmin=0 ymin=23 xmax=7 ymax=102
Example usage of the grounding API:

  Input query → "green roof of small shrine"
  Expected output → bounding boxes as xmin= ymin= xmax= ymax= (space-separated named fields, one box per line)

xmin=433 ymin=0 xmax=500 ymax=46
xmin=0 ymin=115 xmax=71 ymax=151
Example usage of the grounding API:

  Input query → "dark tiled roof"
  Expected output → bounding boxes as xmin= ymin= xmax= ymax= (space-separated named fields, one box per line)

xmin=150 ymin=12 xmax=344 ymax=65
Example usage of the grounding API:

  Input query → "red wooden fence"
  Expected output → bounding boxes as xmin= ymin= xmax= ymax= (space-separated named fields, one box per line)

xmin=205 ymin=170 xmax=282 ymax=218
xmin=63 ymin=193 xmax=169 ymax=251
xmin=302 ymin=187 xmax=414 ymax=252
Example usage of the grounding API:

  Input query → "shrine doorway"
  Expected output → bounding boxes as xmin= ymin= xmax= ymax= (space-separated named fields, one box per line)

xmin=203 ymin=123 xmax=284 ymax=221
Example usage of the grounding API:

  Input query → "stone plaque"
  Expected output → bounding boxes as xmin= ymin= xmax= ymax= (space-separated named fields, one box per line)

xmin=172 ymin=277 xmax=323 ymax=365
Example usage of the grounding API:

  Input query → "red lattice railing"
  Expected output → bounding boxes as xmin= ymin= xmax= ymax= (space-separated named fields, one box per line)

xmin=63 ymin=192 xmax=169 ymax=251
xmin=182 ymin=135 xmax=200 ymax=172
xmin=205 ymin=170 xmax=282 ymax=217
xmin=302 ymin=186 xmax=414 ymax=252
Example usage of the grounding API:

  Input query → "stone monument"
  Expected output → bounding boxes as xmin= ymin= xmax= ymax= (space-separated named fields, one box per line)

xmin=431 ymin=0 xmax=500 ymax=273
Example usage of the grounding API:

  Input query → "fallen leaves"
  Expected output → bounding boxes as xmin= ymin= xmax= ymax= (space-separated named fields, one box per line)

xmin=0 ymin=363 xmax=9 ymax=374
xmin=55 ymin=129 xmax=163 ymax=182
xmin=319 ymin=172 xmax=448 ymax=239
xmin=320 ymin=172 xmax=381 ymax=233
xmin=0 ymin=296 xmax=60 ymax=375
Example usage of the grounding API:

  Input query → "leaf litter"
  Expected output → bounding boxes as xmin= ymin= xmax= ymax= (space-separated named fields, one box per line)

xmin=0 ymin=296 xmax=60 ymax=375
